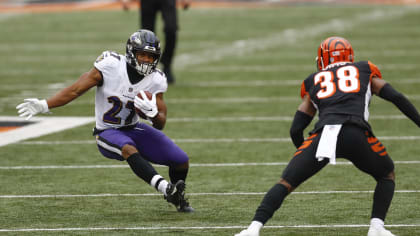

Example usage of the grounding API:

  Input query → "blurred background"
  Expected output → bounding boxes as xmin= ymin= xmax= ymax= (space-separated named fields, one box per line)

xmin=0 ymin=0 xmax=419 ymax=235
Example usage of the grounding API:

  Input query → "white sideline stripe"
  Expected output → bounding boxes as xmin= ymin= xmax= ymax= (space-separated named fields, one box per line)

xmin=1 ymin=77 xmax=419 ymax=89
xmin=1 ymin=161 xmax=419 ymax=170
xmin=1 ymin=190 xmax=419 ymax=199
xmin=174 ymin=7 xmax=420 ymax=69
xmin=67 ymin=94 xmax=420 ymax=105
xmin=184 ymin=64 xmax=419 ymax=73
xmin=0 ymin=116 xmax=94 ymax=147
xmin=182 ymin=78 xmax=420 ymax=87
xmin=0 ymin=224 xmax=419 ymax=232
xmin=6 ymin=95 xmax=420 ymax=105
xmin=19 ymin=136 xmax=420 ymax=145
xmin=167 ymin=115 xmax=408 ymax=122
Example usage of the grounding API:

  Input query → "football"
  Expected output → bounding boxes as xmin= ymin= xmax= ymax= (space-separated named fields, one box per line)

xmin=135 ymin=91 xmax=153 ymax=119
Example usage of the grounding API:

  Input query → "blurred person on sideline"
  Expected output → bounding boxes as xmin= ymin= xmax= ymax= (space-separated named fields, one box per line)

xmin=120 ymin=0 xmax=191 ymax=84
xmin=16 ymin=29 xmax=194 ymax=213
xmin=235 ymin=36 xmax=420 ymax=236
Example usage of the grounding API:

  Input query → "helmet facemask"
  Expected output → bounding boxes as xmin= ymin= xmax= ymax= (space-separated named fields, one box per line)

xmin=133 ymin=50 xmax=160 ymax=75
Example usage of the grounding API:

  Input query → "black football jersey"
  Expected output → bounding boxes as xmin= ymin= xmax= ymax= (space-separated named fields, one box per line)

xmin=300 ymin=61 xmax=382 ymax=133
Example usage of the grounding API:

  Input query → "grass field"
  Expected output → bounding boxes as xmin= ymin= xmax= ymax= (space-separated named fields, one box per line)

xmin=1 ymin=3 xmax=420 ymax=236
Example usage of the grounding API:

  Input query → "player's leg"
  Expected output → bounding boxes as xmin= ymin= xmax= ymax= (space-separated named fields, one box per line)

xmin=95 ymin=129 xmax=182 ymax=207
xmin=128 ymin=123 xmax=193 ymax=212
xmin=159 ymin=0 xmax=178 ymax=83
xmin=236 ymin=133 xmax=328 ymax=236
xmin=337 ymin=125 xmax=395 ymax=236
xmin=140 ymin=0 xmax=158 ymax=31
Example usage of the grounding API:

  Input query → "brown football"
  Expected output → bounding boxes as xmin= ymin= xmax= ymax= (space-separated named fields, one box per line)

xmin=135 ymin=91 xmax=153 ymax=119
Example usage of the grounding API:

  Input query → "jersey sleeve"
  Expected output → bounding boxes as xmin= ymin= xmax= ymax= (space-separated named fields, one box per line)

xmin=93 ymin=51 xmax=121 ymax=73
xmin=300 ymin=81 xmax=307 ymax=99
xmin=300 ymin=75 xmax=313 ymax=99
xmin=149 ymin=69 xmax=168 ymax=94
xmin=368 ymin=61 xmax=382 ymax=79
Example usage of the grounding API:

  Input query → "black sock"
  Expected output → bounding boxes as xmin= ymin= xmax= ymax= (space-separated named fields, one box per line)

xmin=169 ymin=166 xmax=188 ymax=183
xmin=371 ymin=178 xmax=395 ymax=220
xmin=253 ymin=184 xmax=289 ymax=224
xmin=126 ymin=153 xmax=158 ymax=184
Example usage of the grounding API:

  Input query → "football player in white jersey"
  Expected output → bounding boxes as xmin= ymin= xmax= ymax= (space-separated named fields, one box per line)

xmin=16 ymin=29 xmax=194 ymax=212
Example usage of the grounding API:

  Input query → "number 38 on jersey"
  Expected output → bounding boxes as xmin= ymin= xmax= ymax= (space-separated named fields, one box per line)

xmin=314 ymin=65 xmax=360 ymax=99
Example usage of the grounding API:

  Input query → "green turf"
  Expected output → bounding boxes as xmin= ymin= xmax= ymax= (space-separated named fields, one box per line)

xmin=1 ymin=4 xmax=420 ymax=236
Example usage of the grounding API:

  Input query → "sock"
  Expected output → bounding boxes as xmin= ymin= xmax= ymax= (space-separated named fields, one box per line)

xmin=126 ymin=153 xmax=158 ymax=183
xmin=253 ymin=183 xmax=289 ymax=224
xmin=169 ymin=166 xmax=188 ymax=183
xmin=371 ymin=178 xmax=395 ymax=220
xmin=150 ymin=175 xmax=169 ymax=195
xmin=370 ymin=218 xmax=385 ymax=229
xmin=247 ymin=221 xmax=263 ymax=233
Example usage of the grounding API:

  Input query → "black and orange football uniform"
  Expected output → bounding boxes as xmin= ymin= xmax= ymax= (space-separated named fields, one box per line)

xmin=282 ymin=61 xmax=394 ymax=188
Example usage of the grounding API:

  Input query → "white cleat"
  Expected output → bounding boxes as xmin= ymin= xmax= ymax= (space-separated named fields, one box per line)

xmin=234 ymin=229 xmax=259 ymax=236
xmin=367 ymin=227 xmax=396 ymax=236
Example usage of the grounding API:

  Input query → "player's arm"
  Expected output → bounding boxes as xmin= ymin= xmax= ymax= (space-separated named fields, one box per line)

xmin=16 ymin=67 xmax=102 ymax=120
xmin=290 ymin=94 xmax=316 ymax=148
xmin=150 ymin=93 xmax=167 ymax=130
xmin=47 ymin=67 xmax=102 ymax=109
xmin=372 ymin=77 xmax=420 ymax=127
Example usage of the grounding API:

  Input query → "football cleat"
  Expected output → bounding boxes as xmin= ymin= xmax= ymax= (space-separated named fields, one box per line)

xmin=165 ymin=180 xmax=194 ymax=212
xmin=178 ymin=197 xmax=194 ymax=213
xmin=367 ymin=227 xmax=396 ymax=236
xmin=234 ymin=229 xmax=259 ymax=236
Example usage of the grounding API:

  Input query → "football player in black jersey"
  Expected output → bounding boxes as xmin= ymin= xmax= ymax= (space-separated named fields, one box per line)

xmin=235 ymin=36 xmax=420 ymax=236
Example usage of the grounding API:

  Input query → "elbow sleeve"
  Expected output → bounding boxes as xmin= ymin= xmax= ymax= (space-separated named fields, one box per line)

xmin=379 ymin=83 xmax=420 ymax=127
xmin=290 ymin=110 xmax=314 ymax=148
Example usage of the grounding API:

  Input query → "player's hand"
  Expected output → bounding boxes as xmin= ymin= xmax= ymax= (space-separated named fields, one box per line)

xmin=120 ymin=0 xmax=130 ymax=11
xmin=134 ymin=91 xmax=158 ymax=118
xmin=16 ymin=98 xmax=49 ymax=120
xmin=180 ymin=0 xmax=191 ymax=10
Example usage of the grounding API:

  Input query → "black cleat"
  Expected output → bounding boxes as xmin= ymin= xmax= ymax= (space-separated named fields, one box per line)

xmin=178 ymin=198 xmax=194 ymax=213
xmin=164 ymin=180 xmax=194 ymax=213
xmin=165 ymin=180 xmax=184 ymax=207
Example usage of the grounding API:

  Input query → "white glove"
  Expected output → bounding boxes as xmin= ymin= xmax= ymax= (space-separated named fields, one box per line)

xmin=16 ymin=98 xmax=49 ymax=120
xmin=134 ymin=91 xmax=158 ymax=118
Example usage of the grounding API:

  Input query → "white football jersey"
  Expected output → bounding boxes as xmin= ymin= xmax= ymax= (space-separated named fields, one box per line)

xmin=93 ymin=51 xmax=168 ymax=130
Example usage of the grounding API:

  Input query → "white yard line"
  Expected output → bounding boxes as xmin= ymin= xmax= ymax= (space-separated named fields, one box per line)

xmin=179 ymin=78 xmax=420 ymax=87
xmin=174 ymin=7 xmax=420 ymax=69
xmin=4 ymin=95 xmax=420 ymax=106
xmin=183 ymin=64 xmax=419 ymax=73
xmin=0 ymin=116 xmax=94 ymax=147
xmin=18 ymin=136 xmax=420 ymax=145
xmin=1 ymin=114 xmax=416 ymax=147
xmin=168 ymin=115 xmax=408 ymax=122
xmin=0 ymin=161 xmax=419 ymax=170
xmin=1 ymin=190 xmax=419 ymax=199
xmin=0 ymin=224 xmax=419 ymax=232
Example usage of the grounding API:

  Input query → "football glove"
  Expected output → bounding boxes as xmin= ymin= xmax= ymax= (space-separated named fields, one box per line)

xmin=134 ymin=91 xmax=158 ymax=118
xmin=16 ymin=98 xmax=49 ymax=120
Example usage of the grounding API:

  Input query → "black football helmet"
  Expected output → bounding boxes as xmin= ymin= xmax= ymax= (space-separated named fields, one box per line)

xmin=126 ymin=29 xmax=161 ymax=75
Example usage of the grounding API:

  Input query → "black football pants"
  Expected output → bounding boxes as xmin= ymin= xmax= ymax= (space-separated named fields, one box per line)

xmin=282 ymin=124 xmax=395 ymax=188
xmin=140 ymin=0 xmax=178 ymax=68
